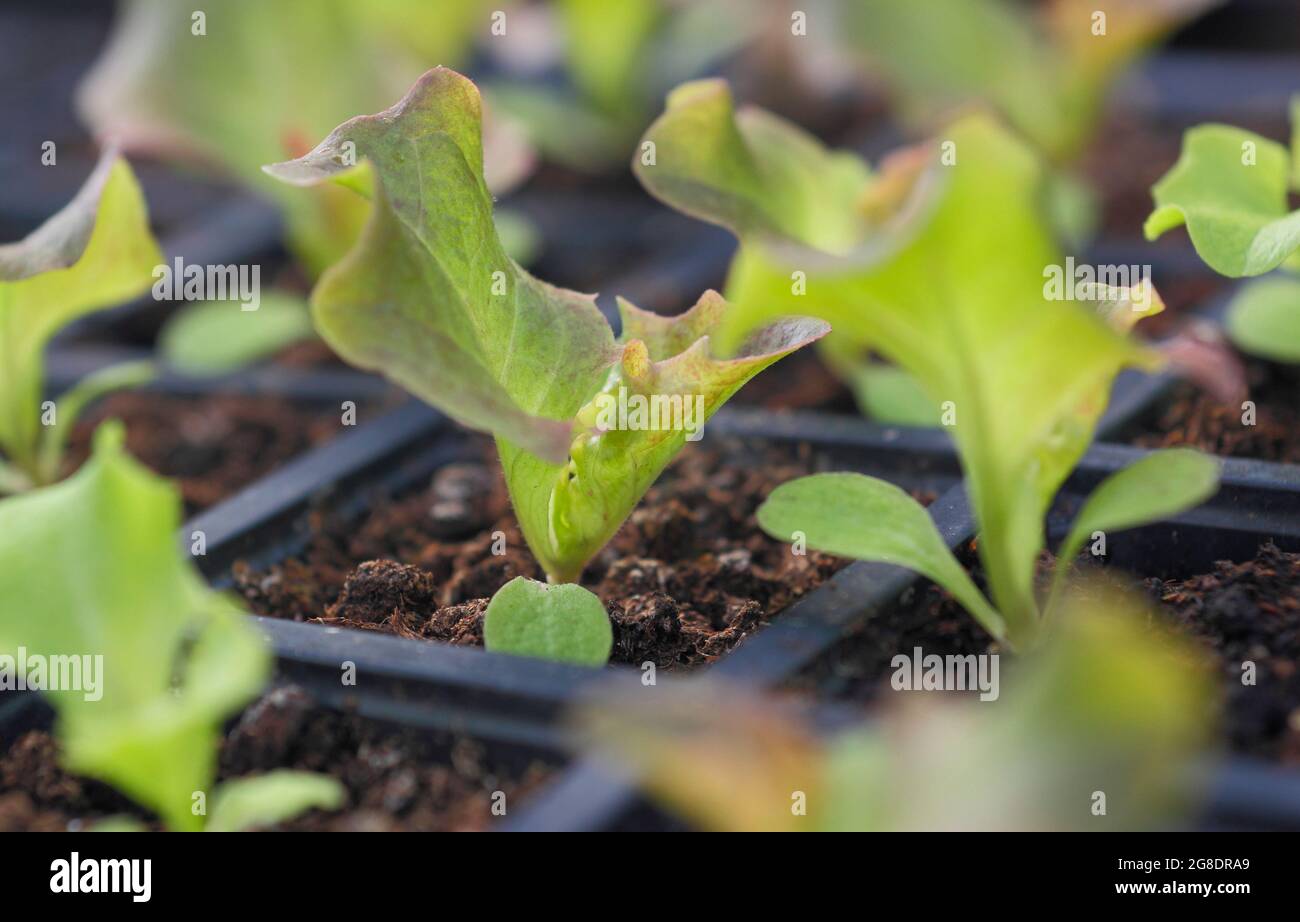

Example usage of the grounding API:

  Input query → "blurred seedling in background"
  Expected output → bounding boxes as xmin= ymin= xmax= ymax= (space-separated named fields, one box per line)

xmin=1145 ymin=97 xmax=1300 ymax=364
xmin=0 ymin=151 xmax=160 ymax=493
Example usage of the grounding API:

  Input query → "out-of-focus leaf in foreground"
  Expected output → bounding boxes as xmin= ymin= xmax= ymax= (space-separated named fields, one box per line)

xmin=579 ymin=587 xmax=1214 ymax=831
xmin=0 ymin=424 xmax=267 ymax=831
xmin=266 ymin=68 xmax=827 ymax=584
xmin=0 ymin=150 xmax=161 ymax=490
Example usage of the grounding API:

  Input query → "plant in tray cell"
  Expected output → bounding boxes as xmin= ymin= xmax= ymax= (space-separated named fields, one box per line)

xmin=0 ymin=150 xmax=161 ymax=494
xmin=263 ymin=67 xmax=827 ymax=664
xmin=635 ymin=80 xmax=1220 ymax=651
xmin=1145 ymin=97 xmax=1300 ymax=363
xmin=579 ymin=586 xmax=1214 ymax=831
xmin=0 ymin=424 xmax=344 ymax=831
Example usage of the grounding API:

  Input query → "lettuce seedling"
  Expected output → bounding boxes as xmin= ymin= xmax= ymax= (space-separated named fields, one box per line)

xmin=1144 ymin=99 xmax=1300 ymax=362
xmin=264 ymin=68 xmax=827 ymax=591
xmin=0 ymin=151 xmax=161 ymax=494
xmin=0 ymin=424 xmax=343 ymax=831
xmin=637 ymin=83 xmax=1219 ymax=649
xmin=78 ymin=0 xmax=533 ymax=277
xmin=580 ymin=586 xmax=1213 ymax=831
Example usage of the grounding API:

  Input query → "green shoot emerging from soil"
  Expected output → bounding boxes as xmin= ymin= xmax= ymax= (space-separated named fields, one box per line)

xmin=1145 ymin=97 xmax=1300 ymax=362
xmin=0 ymin=424 xmax=343 ymax=831
xmin=0 ymin=151 xmax=161 ymax=494
xmin=265 ymin=68 xmax=827 ymax=591
xmin=579 ymin=585 xmax=1213 ymax=831
xmin=635 ymin=81 xmax=1220 ymax=650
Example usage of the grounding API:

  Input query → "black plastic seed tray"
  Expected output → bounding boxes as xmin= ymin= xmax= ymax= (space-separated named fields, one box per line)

xmin=183 ymin=400 xmax=965 ymax=739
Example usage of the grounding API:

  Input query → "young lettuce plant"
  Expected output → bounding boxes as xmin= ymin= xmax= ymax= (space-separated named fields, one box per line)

xmin=636 ymin=82 xmax=1219 ymax=650
xmin=579 ymin=587 xmax=1213 ymax=831
xmin=1144 ymin=98 xmax=1300 ymax=362
xmin=0 ymin=150 xmax=161 ymax=494
xmin=0 ymin=424 xmax=343 ymax=831
xmin=264 ymin=68 xmax=827 ymax=661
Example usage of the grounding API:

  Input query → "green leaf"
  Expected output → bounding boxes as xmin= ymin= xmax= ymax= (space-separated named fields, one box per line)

xmin=634 ymin=79 xmax=873 ymax=255
xmin=483 ymin=577 xmax=612 ymax=665
xmin=77 ymin=0 xmax=529 ymax=276
xmin=1145 ymin=124 xmax=1300 ymax=277
xmin=1226 ymin=276 xmax=1300 ymax=363
xmin=1050 ymin=449 xmax=1219 ymax=610
xmin=640 ymin=90 xmax=1160 ymax=646
xmin=849 ymin=363 xmax=940 ymax=427
xmin=268 ymin=69 xmax=827 ymax=583
xmin=0 ymin=423 xmax=270 ymax=831
xmin=207 ymin=771 xmax=345 ymax=832
xmin=0 ymin=151 xmax=162 ymax=486
xmin=266 ymin=68 xmax=618 ymax=465
xmin=160 ymin=291 xmax=315 ymax=376
xmin=757 ymin=473 xmax=1006 ymax=642
xmin=37 ymin=359 xmax=156 ymax=485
